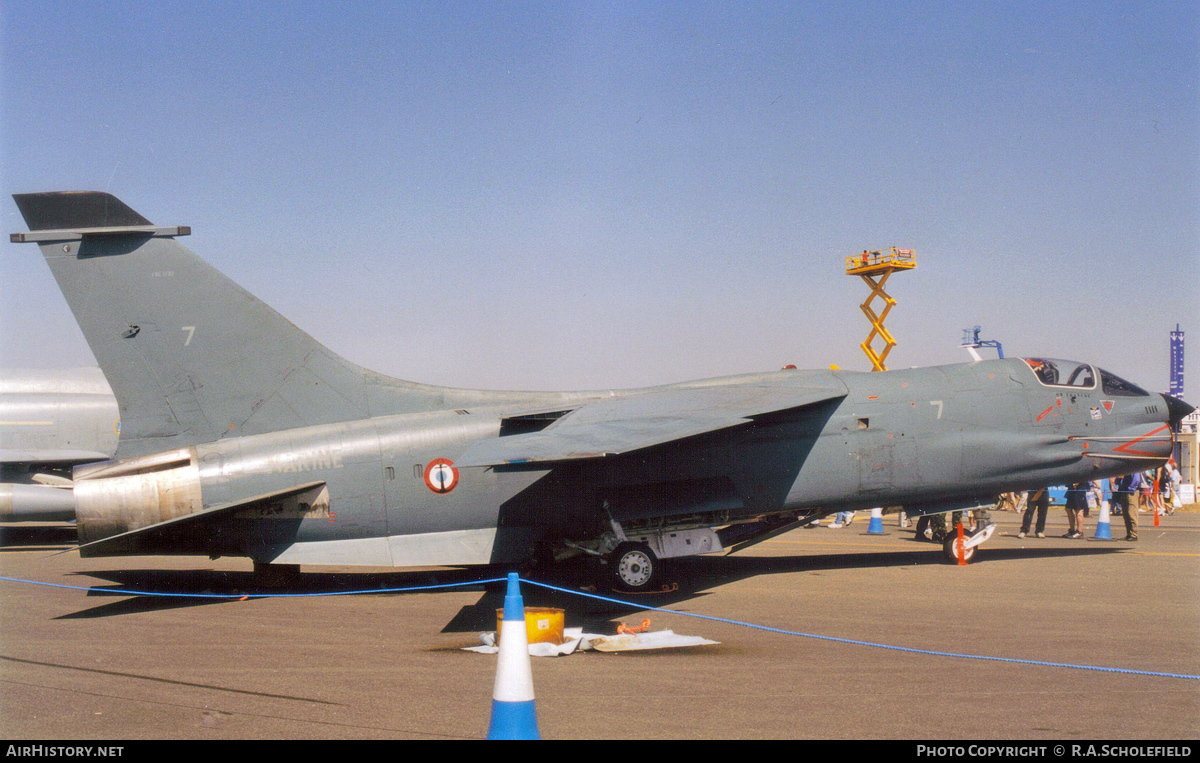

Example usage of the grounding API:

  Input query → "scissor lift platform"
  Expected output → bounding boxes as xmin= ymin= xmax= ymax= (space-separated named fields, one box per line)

xmin=846 ymin=248 xmax=916 ymax=371
xmin=845 ymin=247 xmax=916 ymax=276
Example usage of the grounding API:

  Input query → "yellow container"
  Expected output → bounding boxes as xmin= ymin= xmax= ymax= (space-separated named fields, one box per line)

xmin=496 ymin=607 xmax=565 ymax=645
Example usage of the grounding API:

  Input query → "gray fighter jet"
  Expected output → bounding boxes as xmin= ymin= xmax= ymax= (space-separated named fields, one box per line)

xmin=9 ymin=191 xmax=1193 ymax=589
xmin=0 ymin=367 xmax=117 ymax=522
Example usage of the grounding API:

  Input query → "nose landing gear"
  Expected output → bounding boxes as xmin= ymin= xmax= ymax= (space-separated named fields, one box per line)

xmin=941 ymin=523 xmax=996 ymax=564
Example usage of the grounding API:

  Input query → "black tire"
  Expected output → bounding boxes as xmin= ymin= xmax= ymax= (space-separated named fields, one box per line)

xmin=942 ymin=531 xmax=977 ymax=564
xmin=609 ymin=542 xmax=663 ymax=592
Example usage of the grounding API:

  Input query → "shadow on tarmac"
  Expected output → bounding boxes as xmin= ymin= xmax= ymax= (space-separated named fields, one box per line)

xmin=55 ymin=566 xmax=498 ymax=620
xmin=0 ymin=524 xmax=76 ymax=550
xmin=468 ymin=543 xmax=1130 ymax=634
xmin=51 ymin=541 xmax=1127 ymax=626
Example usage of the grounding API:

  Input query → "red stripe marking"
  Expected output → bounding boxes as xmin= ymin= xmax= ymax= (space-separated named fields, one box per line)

xmin=1035 ymin=405 xmax=1054 ymax=422
xmin=1113 ymin=425 xmax=1170 ymax=457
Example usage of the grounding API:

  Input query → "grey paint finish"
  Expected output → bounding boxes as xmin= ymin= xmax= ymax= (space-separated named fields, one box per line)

xmin=0 ymin=483 xmax=76 ymax=521
xmin=0 ymin=367 xmax=118 ymax=464
xmin=0 ymin=366 xmax=119 ymax=521
xmin=30 ymin=217 xmax=615 ymax=460
xmin=10 ymin=191 xmax=1192 ymax=572
xmin=457 ymin=378 xmax=847 ymax=466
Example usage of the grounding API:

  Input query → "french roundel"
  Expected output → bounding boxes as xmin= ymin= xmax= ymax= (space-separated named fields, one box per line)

xmin=424 ymin=458 xmax=459 ymax=494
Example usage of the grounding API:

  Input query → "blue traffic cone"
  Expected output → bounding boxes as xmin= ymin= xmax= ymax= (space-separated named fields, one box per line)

xmin=867 ymin=507 xmax=884 ymax=535
xmin=486 ymin=573 xmax=540 ymax=740
xmin=1093 ymin=498 xmax=1113 ymax=540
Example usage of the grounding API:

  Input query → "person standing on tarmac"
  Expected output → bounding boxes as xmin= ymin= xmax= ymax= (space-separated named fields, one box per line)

xmin=1018 ymin=488 xmax=1049 ymax=539
xmin=1113 ymin=472 xmax=1140 ymax=541
xmin=1167 ymin=461 xmax=1183 ymax=513
xmin=1063 ymin=482 xmax=1087 ymax=539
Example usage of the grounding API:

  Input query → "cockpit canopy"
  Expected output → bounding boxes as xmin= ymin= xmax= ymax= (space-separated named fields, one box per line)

xmin=1021 ymin=358 xmax=1149 ymax=397
xmin=1022 ymin=358 xmax=1094 ymax=388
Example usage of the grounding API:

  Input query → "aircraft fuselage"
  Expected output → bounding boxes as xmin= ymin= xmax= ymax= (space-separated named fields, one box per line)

xmin=70 ymin=357 xmax=1175 ymax=567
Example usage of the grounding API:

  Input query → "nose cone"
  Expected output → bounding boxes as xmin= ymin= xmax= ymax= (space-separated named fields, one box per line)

xmin=1163 ymin=394 xmax=1195 ymax=427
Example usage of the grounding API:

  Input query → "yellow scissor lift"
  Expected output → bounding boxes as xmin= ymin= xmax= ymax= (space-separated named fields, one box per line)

xmin=845 ymin=247 xmax=916 ymax=371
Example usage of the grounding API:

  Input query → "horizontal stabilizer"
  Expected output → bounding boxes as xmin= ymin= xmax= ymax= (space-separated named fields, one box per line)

xmin=75 ymin=481 xmax=327 ymax=558
xmin=458 ymin=383 xmax=846 ymax=466
xmin=11 ymin=225 xmax=191 ymax=243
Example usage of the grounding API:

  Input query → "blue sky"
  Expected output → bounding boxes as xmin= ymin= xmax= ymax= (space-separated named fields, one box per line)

xmin=2 ymin=1 xmax=1196 ymax=393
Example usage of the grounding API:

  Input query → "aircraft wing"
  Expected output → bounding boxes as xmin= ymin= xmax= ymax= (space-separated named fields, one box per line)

xmin=458 ymin=383 xmax=847 ymax=467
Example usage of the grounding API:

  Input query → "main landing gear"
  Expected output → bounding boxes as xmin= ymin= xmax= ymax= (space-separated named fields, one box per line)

xmin=608 ymin=542 xmax=665 ymax=593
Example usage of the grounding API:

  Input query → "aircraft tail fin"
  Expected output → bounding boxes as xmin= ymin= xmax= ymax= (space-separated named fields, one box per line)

xmin=11 ymin=191 xmax=434 ymax=457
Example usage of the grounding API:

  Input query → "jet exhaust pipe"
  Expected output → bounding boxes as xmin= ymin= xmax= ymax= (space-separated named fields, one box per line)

xmin=71 ymin=448 xmax=203 ymax=548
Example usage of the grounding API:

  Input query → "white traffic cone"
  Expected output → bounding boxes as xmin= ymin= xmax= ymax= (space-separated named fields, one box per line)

xmin=486 ymin=573 xmax=540 ymax=740
xmin=867 ymin=507 xmax=884 ymax=534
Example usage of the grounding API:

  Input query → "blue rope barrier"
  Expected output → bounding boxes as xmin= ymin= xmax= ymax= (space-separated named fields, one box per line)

xmin=2 ymin=572 xmax=1196 ymax=681
xmin=520 ymin=579 xmax=1200 ymax=682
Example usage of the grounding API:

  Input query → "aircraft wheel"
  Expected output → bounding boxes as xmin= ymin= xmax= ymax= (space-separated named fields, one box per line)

xmin=942 ymin=532 xmax=977 ymax=564
xmin=610 ymin=543 xmax=663 ymax=592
